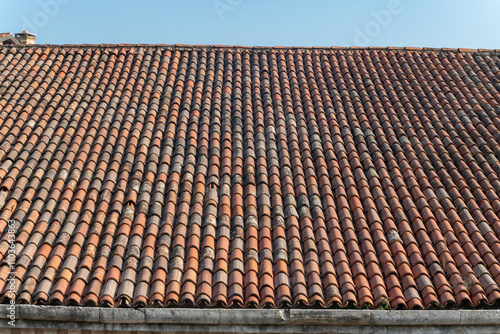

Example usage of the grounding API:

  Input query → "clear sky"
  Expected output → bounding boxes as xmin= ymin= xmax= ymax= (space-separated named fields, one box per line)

xmin=0 ymin=0 xmax=499 ymax=48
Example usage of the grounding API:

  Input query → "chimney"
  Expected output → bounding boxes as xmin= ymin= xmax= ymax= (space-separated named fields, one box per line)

xmin=15 ymin=31 xmax=36 ymax=45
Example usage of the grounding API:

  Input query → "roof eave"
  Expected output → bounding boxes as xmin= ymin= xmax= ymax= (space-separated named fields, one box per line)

xmin=1 ymin=305 xmax=500 ymax=333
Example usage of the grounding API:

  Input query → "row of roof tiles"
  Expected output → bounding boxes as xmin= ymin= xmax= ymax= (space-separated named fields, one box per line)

xmin=4 ymin=44 xmax=499 ymax=53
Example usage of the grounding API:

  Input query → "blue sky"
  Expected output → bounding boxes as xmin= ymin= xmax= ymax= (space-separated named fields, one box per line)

xmin=0 ymin=0 xmax=499 ymax=48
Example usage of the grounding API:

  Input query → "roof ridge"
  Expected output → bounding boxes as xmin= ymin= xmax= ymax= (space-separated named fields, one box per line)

xmin=0 ymin=43 xmax=497 ymax=53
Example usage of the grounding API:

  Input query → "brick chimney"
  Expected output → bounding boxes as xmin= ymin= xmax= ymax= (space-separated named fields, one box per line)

xmin=15 ymin=31 xmax=36 ymax=45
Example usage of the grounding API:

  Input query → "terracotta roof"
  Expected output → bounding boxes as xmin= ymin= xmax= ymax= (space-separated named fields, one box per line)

xmin=0 ymin=44 xmax=500 ymax=310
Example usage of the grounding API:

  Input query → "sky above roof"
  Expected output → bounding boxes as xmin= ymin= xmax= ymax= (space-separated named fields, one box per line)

xmin=0 ymin=0 xmax=499 ymax=48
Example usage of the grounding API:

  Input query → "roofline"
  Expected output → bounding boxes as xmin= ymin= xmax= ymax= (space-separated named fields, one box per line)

xmin=0 ymin=43 xmax=498 ymax=53
xmin=1 ymin=305 xmax=500 ymax=333
xmin=0 ymin=33 xmax=20 ymax=45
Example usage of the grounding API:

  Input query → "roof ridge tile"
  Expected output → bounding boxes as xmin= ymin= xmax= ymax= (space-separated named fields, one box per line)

xmin=0 ymin=44 xmax=498 ymax=53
